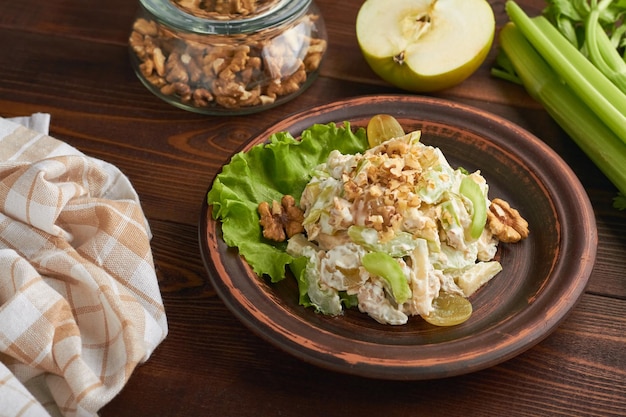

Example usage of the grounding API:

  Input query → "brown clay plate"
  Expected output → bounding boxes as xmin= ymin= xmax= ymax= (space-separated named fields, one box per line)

xmin=199 ymin=94 xmax=597 ymax=380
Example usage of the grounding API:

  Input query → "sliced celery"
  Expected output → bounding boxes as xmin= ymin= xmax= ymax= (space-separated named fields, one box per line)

xmin=499 ymin=22 xmax=626 ymax=196
xmin=362 ymin=252 xmax=412 ymax=304
xmin=459 ymin=176 xmax=487 ymax=240
xmin=347 ymin=226 xmax=419 ymax=258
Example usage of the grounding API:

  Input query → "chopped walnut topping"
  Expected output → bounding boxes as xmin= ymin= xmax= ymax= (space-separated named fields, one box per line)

xmin=258 ymin=195 xmax=305 ymax=242
xmin=345 ymin=134 xmax=424 ymax=235
xmin=486 ymin=198 xmax=529 ymax=243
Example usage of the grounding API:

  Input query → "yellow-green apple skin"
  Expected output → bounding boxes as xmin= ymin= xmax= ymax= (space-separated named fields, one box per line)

xmin=356 ymin=0 xmax=496 ymax=92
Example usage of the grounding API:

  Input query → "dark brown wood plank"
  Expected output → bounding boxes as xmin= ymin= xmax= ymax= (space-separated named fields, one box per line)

xmin=1 ymin=0 xmax=625 ymax=416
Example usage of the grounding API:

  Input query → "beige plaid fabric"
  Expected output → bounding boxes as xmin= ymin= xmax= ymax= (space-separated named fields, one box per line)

xmin=0 ymin=115 xmax=168 ymax=417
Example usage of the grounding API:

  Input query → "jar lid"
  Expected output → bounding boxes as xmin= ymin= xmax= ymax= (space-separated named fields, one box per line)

xmin=139 ymin=0 xmax=313 ymax=35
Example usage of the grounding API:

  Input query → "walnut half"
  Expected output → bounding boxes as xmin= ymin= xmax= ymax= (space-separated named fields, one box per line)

xmin=258 ymin=195 xmax=304 ymax=242
xmin=486 ymin=198 xmax=529 ymax=243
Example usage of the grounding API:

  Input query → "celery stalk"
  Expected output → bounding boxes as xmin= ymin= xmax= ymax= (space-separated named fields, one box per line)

xmin=585 ymin=6 xmax=626 ymax=93
xmin=499 ymin=22 xmax=626 ymax=196
xmin=505 ymin=0 xmax=626 ymax=145
xmin=596 ymin=25 xmax=626 ymax=75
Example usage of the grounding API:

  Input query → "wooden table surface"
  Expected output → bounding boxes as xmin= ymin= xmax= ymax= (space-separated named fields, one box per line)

xmin=1 ymin=0 xmax=625 ymax=415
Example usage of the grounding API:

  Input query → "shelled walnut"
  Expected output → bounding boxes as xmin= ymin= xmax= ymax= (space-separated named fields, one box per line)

xmin=258 ymin=195 xmax=305 ymax=242
xmin=486 ymin=198 xmax=529 ymax=243
xmin=171 ymin=0 xmax=280 ymax=19
xmin=128 ymin=3 xmax=327 ymax=113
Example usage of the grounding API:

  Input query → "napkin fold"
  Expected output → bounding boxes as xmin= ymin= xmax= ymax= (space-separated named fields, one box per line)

xmin=0 ymin=114 xmax=168 ymax=417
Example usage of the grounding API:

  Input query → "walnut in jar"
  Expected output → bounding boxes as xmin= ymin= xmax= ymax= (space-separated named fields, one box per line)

xmin=129 ymin=0 xmax=327 ymax=115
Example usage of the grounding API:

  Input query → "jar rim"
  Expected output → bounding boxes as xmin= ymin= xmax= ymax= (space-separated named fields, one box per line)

xmin=139 ymin=0 xmax=313 ymax=34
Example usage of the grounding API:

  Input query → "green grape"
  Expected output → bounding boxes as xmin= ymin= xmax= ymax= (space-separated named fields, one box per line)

xmin=423 ymin=291 xmax=473 ymax=326
xmin=366 ymin=114 xmax=405 ymax=147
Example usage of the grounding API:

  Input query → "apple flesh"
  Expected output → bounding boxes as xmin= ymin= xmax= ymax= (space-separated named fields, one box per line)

xmin=356 ymin=0 xmax=495 ymax=92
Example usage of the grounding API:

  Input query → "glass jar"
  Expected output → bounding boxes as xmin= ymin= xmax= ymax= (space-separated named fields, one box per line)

xmin=129 ymin=0 xmax=327 ymax=115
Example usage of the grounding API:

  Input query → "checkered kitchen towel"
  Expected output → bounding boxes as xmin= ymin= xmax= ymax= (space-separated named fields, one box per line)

xmin=0 ymin=114 xmax=168 ymax=417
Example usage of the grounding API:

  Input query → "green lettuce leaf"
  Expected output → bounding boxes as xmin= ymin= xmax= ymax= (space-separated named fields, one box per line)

xmin=207 ymin=122 xmax=368 ymax=282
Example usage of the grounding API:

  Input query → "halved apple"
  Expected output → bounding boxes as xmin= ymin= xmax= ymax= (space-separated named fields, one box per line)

xmin=356 ymin=0 xmax=495 ymax=92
